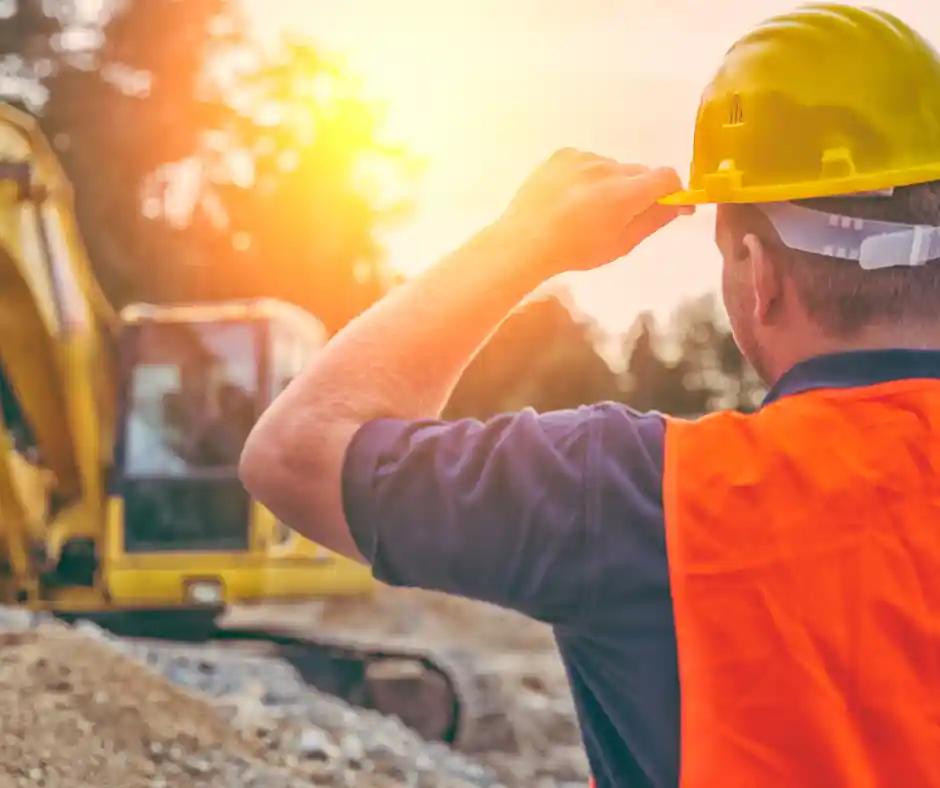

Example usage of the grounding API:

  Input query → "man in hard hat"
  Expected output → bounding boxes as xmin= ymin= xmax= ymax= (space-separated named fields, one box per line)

xmin=240 ymin=4 xmax=940 ymax=787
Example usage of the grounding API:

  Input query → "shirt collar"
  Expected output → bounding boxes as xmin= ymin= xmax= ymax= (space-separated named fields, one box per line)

xmin=762 ymin=349 xmax=940 ymax=407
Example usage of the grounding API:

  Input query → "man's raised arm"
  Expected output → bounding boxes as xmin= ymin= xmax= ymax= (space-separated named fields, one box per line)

xmin=238 ymin=150 xmax=687 ymax=566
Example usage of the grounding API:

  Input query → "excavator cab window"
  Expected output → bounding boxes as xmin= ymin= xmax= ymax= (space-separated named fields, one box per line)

xmin=115 ymin=318 xmax=261 ymax=553
xmin=123 ymin=320 xmax=258 ymax=475
xmin=0 ymin=357 xmax=39 ymax=462
xmin=266 ymin=307 xmax=327 ymax=401
xmin=268 ymin=321 xmax=309 ymax=396
xmin=263 ymin=313 xmax=325 ymax=546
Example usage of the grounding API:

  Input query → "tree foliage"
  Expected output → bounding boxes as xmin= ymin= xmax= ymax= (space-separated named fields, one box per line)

xmin=0 ymin=0 xmax=418 ymax=332
xmin=445 ymin=290 xmax=622 ymax=419
xmin=448 ymin=289 xmax=765 ymax=419
xmin=0 ymin=1 xmax=762 ymax=418
xmin=619 ymin=294 xmax=765 ymax=415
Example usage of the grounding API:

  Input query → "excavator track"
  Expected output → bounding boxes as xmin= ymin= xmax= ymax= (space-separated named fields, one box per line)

xmin=208 ymin=623 xmax=518 ymax=755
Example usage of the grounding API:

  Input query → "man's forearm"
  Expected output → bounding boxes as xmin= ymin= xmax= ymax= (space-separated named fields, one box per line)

xmin=298 ymin=221 xmax=548 ymax=422
xmin=326 ymin=222 xmax=544 ymax=419
xmin=239 ymin=221 xmax=549 ymax=556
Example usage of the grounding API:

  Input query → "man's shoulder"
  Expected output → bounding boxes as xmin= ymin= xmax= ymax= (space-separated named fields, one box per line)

xmin=505 ymin=401 xmax=669 ymax=498
xmin=545 ymin=400 xmax=668 ymax=441
xmin=381 ymin=401 xmax=669 ymax=471
xmin=506 ymin=400 xmax=667 ymax=427
xmin=449 ymin=401 xmax=669 ymax=513
xmin=579 ymin=401 xmax=668 ymax=475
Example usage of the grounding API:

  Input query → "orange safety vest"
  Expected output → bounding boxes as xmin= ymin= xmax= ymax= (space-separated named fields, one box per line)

xmin=658 ymin=380 xmax=940 ymax=787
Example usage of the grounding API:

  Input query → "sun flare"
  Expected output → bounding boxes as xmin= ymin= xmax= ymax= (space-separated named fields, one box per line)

xmin=259 ymin=0 xmax=940 ymax=331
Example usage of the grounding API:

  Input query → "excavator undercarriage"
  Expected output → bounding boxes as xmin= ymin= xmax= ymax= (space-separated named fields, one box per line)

xmin=60 ymin=610 xmax=515 ymax=753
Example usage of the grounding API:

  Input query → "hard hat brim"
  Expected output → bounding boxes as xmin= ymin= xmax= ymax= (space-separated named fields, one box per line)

xmin=658 ymin=164 xmax=940 ymax=207
xmin=658 ymin=190 xmax=707 ymax=207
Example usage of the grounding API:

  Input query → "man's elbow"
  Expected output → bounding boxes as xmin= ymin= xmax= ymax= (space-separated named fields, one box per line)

xmin=238 ymin=425 xmax=281 ymax=505
xmin=239 ymin=404 xmax=303 ymax=499
xmin=239 ymin=421 xmax=316 ymax=539
xmin=238 ymin=413 xmax=367 ymax=561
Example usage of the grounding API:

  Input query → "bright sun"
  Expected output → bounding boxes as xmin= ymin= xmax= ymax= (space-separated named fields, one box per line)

xmin=257 ymin=0 xmax=494 ymax=279
xmin=343 ymin=43 xmax=443 ymax=159
xmin=270 ymin=1 xmax=461 ymax=161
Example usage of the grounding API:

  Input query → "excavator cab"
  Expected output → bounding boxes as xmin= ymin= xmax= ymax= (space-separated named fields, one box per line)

xmin=0 ymin=102 xmax=371 ymax=631
xmin=102 ymin=300 xmax=373 ymax=617
xmin=116 ymin=311 xmax=257 ymax=553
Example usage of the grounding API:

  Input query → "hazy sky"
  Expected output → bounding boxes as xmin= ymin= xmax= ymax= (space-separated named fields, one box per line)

xmin=259 ymin=0 xmax=940 ymax=333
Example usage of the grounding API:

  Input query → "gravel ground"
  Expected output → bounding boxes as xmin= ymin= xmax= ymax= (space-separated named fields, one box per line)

xmin=0 ymin=592 xmax=589 ymax=788
xmin=225 ymin=588 xmax=589 ymax=784
xmin=0 ymin=612 xmax=304 ymax=788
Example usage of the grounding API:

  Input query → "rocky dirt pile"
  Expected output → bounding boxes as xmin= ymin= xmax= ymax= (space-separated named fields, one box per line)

xmin=0 ymin=615 xmax=298 ymax=788
xmin=0 ymin=611 xmax=500 ymax=788
xmin=0 ymin=587 xmax=590 ymax=787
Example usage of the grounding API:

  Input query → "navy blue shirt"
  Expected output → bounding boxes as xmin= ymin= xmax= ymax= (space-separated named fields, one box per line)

xmin=340 ymin=349 xmax=940 ymax=788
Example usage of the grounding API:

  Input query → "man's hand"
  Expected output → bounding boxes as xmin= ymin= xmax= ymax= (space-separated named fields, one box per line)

xmin=496 ymin=148 xmax=690 ymax=276
xmin=240 ymin=148 xmax=689 ymax=562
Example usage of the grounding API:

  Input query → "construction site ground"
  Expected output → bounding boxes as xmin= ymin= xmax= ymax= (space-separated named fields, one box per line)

xmin=0 ymin=587 xmax=587 ymax=787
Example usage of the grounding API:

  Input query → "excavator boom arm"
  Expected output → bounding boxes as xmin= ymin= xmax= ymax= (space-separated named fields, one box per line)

xmin=0 ymin=104 xmax=116 ymax=514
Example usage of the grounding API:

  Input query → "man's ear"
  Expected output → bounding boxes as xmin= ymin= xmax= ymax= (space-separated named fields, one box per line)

xmin=742 ymin=233 xmax=782 ymax=325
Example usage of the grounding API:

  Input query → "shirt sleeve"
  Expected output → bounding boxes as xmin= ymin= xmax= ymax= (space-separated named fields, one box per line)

xmin=341 ymin=407 xmax=595 ymax=625
xmin=578 ymin=404 xmax=671 ymax=630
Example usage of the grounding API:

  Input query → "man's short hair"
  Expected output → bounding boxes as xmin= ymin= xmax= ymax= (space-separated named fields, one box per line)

xmin=723 ymin=180 xmax=940 ymax=336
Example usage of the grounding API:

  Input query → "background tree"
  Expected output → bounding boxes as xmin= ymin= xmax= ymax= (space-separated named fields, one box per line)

xmin=621 ymin=294 xmax=764 ymax=415
xmin=447 ymin=289 xmax=764 ymax=420
xmin=667 ymin=293 xmax=765 ymax=412
xmin=619 ymin=310 xmax=710 ymax=416
xmin=445 ymin=288 xmax=621 ymax=419
xmin=0 ymin=0 xmax=418 ymax=331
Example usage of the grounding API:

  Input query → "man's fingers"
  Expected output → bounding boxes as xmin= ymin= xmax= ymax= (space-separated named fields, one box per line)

xmin=615 ymin=163 xmax=654 ymax=177
xmin=550 ymin=148 xmax=653 ymax=178
xmin=614 ymin=202 xmax=684 ymax=257
xmin=611 ymin=166 xmax=685 ymax=211
xmin=582 ymin=160 xmax=647 ymax=182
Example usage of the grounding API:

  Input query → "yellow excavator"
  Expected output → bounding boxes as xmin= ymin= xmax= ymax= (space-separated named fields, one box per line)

xmin=0 ymin=103 xmax=505 ymax=751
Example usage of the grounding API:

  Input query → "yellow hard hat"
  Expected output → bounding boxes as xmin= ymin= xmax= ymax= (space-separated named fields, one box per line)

xmin=662 ymin=3 xmax=940 ymax=206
